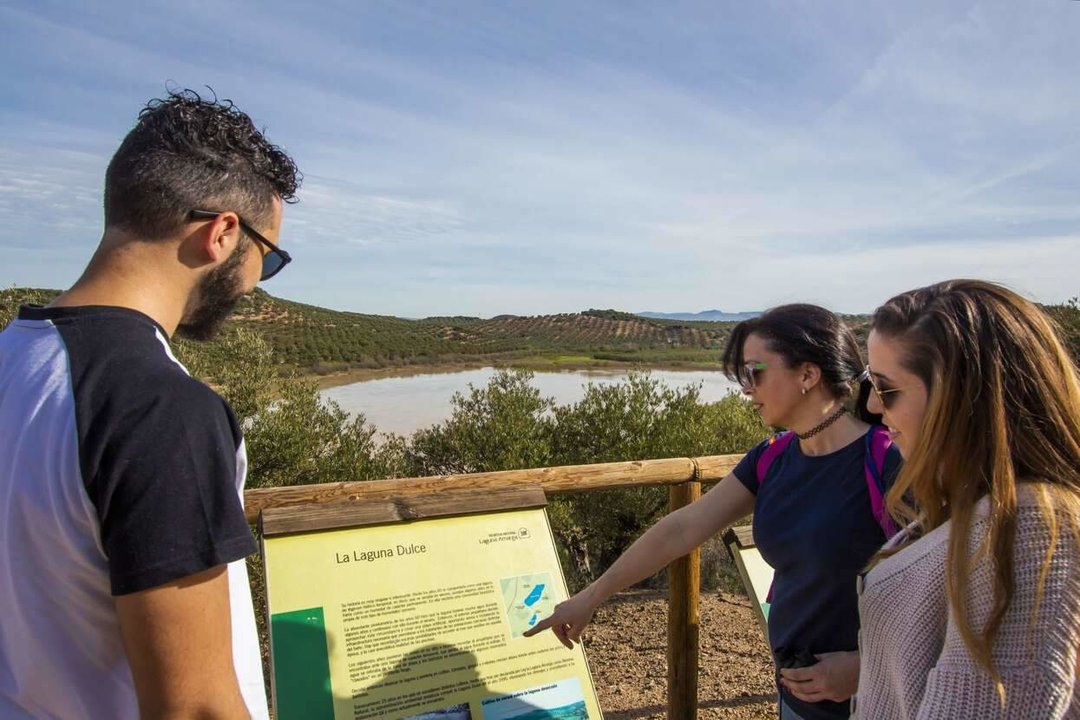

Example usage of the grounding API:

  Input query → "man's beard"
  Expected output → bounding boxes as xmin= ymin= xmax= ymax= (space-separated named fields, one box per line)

xmin=175 ymin=240 xmax=248 ymax=341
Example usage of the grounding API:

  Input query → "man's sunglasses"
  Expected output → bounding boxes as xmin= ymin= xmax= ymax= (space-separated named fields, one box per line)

xmin=188 ymin=209 xmax=291 ymax=281
xmin=859 ymin=366 xmax=904 ymax=409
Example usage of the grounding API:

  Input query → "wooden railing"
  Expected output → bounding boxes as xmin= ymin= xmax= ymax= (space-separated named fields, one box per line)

xmin=245 ymin=453 xmax=744 ymax=720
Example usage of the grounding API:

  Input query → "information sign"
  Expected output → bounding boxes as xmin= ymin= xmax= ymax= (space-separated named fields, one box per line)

xmin=261 ymin=487 xmax=602 ymax=720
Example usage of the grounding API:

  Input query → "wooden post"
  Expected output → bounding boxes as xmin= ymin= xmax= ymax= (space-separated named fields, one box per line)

xmin=667 ymin=478 xmax=701 ymax=720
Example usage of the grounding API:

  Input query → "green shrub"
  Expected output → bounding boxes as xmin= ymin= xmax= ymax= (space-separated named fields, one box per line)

xmin=0 ymin=287 xmax=59 ymax=326
xmin=1044 ymin=298 xmax=1080 ymax=365
xmin=402 ymin=370 xmax=554 ymax=476
xmin=545 ymin=374 xmax=766 ymax=590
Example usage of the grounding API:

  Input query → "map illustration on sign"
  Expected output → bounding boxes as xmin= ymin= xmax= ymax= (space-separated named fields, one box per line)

xmin=499 ymin=572 xmax=556 ymax=638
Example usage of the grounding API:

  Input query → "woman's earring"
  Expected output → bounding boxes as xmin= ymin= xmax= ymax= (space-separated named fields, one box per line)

xmin=801 ymin=388 xmax=807 ymax=395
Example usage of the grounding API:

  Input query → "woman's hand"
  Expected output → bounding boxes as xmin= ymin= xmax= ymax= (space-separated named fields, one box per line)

xmin=779 ymin=650 xmax=860 ymax=703
xmin=522 ymin=591 xmax=599 ymax=649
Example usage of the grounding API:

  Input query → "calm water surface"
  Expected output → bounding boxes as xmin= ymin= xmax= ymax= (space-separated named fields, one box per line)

xmin=321 ymin=368 xmax=742 ymax=436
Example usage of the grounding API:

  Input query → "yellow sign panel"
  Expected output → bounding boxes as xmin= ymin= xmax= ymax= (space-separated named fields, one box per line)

xmin=263 ymin=507 xmax=603 ymax=720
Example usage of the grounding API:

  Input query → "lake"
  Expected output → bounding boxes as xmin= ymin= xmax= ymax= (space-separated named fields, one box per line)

xmin=321 ymin=367 xmax=742 ymax=436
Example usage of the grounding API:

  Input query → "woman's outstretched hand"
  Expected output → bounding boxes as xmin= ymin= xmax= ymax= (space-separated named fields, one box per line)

xmin=522 ymin=591 xmax=598 ymax=649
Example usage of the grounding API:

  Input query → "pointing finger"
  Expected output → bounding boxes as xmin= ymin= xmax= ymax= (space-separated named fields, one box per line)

xmin=522 ymin=617 xmax=551 ymax=637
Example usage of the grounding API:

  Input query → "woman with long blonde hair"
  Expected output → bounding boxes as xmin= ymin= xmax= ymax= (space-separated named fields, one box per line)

xmin=854 ymin=279 xmax=1080 ymax=718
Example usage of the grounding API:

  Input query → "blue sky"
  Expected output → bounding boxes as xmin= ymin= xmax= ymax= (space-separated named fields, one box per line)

xmin=2 ymin=0 xmax=1078 ymax=317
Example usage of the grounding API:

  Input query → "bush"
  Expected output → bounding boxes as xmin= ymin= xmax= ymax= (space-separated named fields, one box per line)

xmin=545 ymin=374 xmax=766 ymax=590
xmin=0 ymin=287 xmax=59 ymax=326
xmin=1044 ymin=298 xmax=1080 ymax=366
xmin=402 ymin=370 xmax=554 ymax=476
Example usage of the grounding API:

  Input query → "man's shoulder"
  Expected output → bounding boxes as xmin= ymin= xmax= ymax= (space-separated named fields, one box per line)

xmin=49 ymin=307 xmax=237 ymax=435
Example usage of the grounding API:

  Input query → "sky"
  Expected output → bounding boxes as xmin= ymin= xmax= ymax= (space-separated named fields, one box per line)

xmin=2 ymin=0 xmax=1079 ymax=318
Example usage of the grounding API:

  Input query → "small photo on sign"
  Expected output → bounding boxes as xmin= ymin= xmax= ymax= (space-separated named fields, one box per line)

xmin=498 ymin=572 xmax=556 ymax=639
xmin=480 ymin=678 xmax=588 ymax=720
xmin=402 ymin=701 xmax=472 ymax=720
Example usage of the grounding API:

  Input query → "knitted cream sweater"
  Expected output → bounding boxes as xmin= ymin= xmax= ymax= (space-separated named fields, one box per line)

xmin=853 ymin=488 xmax=1080 ymax=719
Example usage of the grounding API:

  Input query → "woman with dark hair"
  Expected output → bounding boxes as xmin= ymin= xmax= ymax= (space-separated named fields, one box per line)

xmin=526 ymin=304 xmax=902 ymax=720
xmin=854 ymin=280 xmax=1080 ymax=718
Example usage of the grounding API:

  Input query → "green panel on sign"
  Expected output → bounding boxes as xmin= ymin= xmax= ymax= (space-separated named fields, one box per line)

xmin=271 ymin=607 xmax=334 ymax=720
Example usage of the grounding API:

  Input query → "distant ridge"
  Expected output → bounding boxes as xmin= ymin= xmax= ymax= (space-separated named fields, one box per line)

xmin=638 ymin=309 xmax=761 ymax=322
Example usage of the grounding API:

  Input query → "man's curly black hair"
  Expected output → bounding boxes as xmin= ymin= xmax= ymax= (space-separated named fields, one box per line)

xmin=104 ymin=88 xmax=301 ymax=240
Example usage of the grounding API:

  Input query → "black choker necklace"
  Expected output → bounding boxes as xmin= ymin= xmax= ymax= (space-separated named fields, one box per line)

xmin=796 ymin=406 xmax=847 ymax=439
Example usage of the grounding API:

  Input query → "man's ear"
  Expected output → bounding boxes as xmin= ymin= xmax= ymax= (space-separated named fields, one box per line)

xmin=198 ymin=212 xmax=243 ymax=264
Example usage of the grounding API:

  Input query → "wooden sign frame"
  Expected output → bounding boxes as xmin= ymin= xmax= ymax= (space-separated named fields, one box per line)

xmin=260 ymin=485 xmax=549 ymax=537
xmin=721 ymin=524 xmax=774 ymax=642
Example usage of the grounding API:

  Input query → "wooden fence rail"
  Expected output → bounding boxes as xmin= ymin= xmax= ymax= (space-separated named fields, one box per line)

xmin=244 ymin=454 xmax=742 ymax=524
xmin=244 ymin=453 xmax=745 ymax=720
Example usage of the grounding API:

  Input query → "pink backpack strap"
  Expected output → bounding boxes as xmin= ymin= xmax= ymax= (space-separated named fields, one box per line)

xmin=864 ymin=425 xmax=899 ymax=539
xmin=755 ymin=431 xmax=796 ymax=488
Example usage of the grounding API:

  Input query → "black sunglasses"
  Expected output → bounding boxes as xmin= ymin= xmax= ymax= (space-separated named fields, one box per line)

xmin=188 ymin=209 xmax=291 ymax=281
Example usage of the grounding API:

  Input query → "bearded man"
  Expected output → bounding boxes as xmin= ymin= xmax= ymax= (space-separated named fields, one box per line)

xmin=0 ymin=89 xmax=300 ymax=719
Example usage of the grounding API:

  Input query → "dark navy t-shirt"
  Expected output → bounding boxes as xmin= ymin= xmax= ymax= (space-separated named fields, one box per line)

xmin=734 ymin=429 xmax=901 ymax=720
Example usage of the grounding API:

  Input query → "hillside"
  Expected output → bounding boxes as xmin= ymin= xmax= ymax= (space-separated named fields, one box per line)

xmin=231 ymin=291 xmax=736 ymax=371
xmin=1 ymin=287 xmax=737 ymax=374
xmin=8 ymin=287 xmax=1077 ymax=377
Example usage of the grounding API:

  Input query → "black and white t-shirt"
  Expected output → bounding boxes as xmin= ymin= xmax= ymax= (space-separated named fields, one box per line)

xmin=0 ymin=305 xmax=268 ymax=719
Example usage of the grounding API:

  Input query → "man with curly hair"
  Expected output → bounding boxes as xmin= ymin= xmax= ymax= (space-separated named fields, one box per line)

xmin=0 ymin=90 xmax=300 ymax=719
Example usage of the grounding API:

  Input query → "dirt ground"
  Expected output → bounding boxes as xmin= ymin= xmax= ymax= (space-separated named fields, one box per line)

xmin=583 ymin=589 xmax=777 ymax=720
